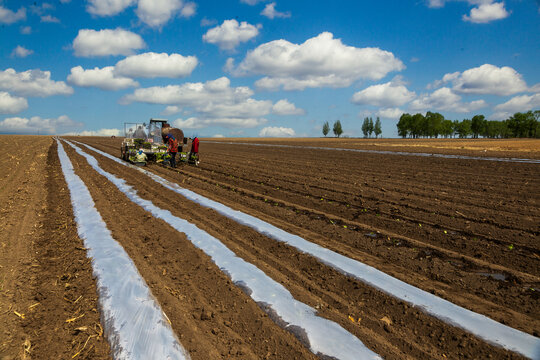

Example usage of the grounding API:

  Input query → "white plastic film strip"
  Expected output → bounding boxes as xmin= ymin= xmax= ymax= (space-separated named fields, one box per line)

xmin=56 ymin=139 xmax=190 ymax=360
xmin=65 ymin=139 xmax=382 ymax=360
xmin=76 ymin=139 xmax=540 ymax=360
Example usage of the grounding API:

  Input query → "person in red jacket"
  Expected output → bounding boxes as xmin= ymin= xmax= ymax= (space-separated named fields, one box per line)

xmin=189 ymin=136 xmax=199 ymax=165
xmin=166 ymin=134 xmax=178 ymax=168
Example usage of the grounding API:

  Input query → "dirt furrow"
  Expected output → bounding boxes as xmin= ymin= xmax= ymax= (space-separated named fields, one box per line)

xmin=70 ymin=139 xmax=536 ymax=359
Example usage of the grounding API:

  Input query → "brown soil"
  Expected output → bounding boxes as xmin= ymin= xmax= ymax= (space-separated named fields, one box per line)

xmin=63 ymin=136 xmax=540 ymax=359
xmin=211 ymin=137 xmax=540 ymax=159
xmin=0 ymin=136 xmax=110 ymax=359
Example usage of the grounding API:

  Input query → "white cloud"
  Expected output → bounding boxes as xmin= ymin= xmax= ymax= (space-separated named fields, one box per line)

xmin=161 ymin=105 xmax=182 ymax=116
xmin=0 ymin=92 xmax=28 ymax=114
xmin=351 ymin=81 xmax=416 ymax=107
xmin=11 ymin=46 xmax=33 ymax=58
xmin=41 ymin=15 xmax=60 ymax=23
xmin=122 ymin=77 xmax=274 ymax=130
xmin=173 ymin=117 xmax=266 ymax=129
xmin=0 ymin=5 xmax=26 ymax=24
xmin=493 ymin=94 xmax=540 ymax=114
xmin=136 ymin=0 xmax=184 ymax=28
xmin=203 ymin=19 xmax=260 ymax=51
xmin=463 ymin=2 xmax=509 ymax=23
xmin=0 ymin=69 xmax=73 ymax=97
xmin=180 ymin=1 xmax=196 ymax=17
xmin=272 ymin=99 xmax=305 ymax=115
xmin=201 ymin=17 xmax=217 ymax=27
xmin=431 ymin=64 xmax=528 ymax=96
xmin=0 ymin=115 xmax=82 ymax=134
xmin=212 ymin=134 xmax=225 ymax=138
xmin=240 ymin=0 xmax=266 ymax=4
xmin=259 ymin=126 xmax=295 ymax=137
xmin=114 ymin=52 xmax=198 ymax=78
xmin=20 ymin=26 xmax=31 ymax=34
xmin=374 ymin=107 xmax=404 ymax=119
xmin=64 ymin=128 xmax=122 ymax=136
xmin=261 ymin=2 xmax=291 ymax=19
xmin=410 ymin=87 xmax=487 ymax=113
xmin=87 ymin=0 xmax=136 ymax=16
xmin=232 ymin=32 xmax=404 ymax=91
xmin=73 ymin=28 xmax=146 ymax=57
xmin=68 ymin=66 xmax=139 ymax=91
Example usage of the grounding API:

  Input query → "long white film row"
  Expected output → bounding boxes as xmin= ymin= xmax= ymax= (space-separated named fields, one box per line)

xmin=56 ymin=139 xmax=190 ymax=360
xmin=76 ymin=140 xmax=540 ymax=360
xmin=64 ymin=139 xmax=382 ymax=360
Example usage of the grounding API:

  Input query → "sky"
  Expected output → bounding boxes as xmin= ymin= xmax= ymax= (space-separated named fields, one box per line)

xmin=0 ymin=0 xmax=539 ymax=138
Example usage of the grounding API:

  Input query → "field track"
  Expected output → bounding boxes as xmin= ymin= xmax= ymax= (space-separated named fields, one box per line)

xmin=1 ymin=135 xmax=539 ymax=359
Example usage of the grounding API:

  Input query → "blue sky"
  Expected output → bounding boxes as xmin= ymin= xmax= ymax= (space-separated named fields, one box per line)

xmin=0 ymin=0 xmax=539 ymax=138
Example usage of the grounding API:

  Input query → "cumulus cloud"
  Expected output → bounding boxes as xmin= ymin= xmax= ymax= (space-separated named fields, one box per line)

xmin=410 ymin=87 xmax=487 ymax=113
xmin=11 ymin=46 xmax=33 ymax=58
xmin=201 ymin=17 xmax=217 ymax=27
xmin=114 ymin=52 xmax=198 ymax=78
xmin=271 ymin=99 xmax=305 ymax=115
xmin=0 ymin=5 xmax=26 ymax=24
xmin=87 ymin=0 xmax=136 ymax=16
xmin=0 ymin=69 xmax=73 ymax=97
xmin=173 ymin=117 xmax=266 ymax=129
xmin=136 ymin=0 xmax=186 ymax=28
xmin=68 ymin=66 xmax=139 ymax=90
xmin=212 ymin=134 xmax=225 ymax=138
xmin=374 ymin=107 xmax=404 ymax=119
xmin=261 ymin=3 xmax=291 ymax=19
xmin=231 ymin=32 xmax=404 ymax=91
xmin=20 ymin=26 xmax=31 ymax=34
xmin=180 ymin=1 xmax=196 ymax=17
xmin=493 ymin=93 xmax=540 ymax=114
xmin=64 ymin=128 xmax=122 ymax=136
xmin=203 ymin=20 xmax=260 ymax=51
xmin=122 ymin=77 xmax=273 ymax=130
xmin=73 ymin=28 xmax=146 ymax=57
xmin=351 ymin=81 xmax=416 ymax=107
xmin=429 ymin=64 xmax=528 ymax=96
xmin=240 ymin=0 xmax=267 ymax=5
xmin=0 ymin=92 xmax=28 ymax=114
xmin=463 ymin=2 xmax=509 ymax=23
xmin=0 ymin=115 xmax=82 ymax=134
xmin=259 ymin=126 xmax=295 ymax=137
xmin=161 ymin=105 xmax=182 ymax=116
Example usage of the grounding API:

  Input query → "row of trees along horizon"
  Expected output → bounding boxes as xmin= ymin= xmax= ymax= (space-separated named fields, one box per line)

xmin=397 ymin=110 xmax=540 ymax=139
xmin=322 ymin=118 xmax=383 ymax=138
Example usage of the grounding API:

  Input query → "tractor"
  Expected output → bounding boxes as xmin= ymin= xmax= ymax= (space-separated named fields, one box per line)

xmin=120 ymin=118 xmax=190 ymax=166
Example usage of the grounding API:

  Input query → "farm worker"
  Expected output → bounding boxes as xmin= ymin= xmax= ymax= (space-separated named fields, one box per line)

xmin=189 ymin=136 xmax=200 ymax=164
xmin=135 ymin=149 xmax=147 ymax=163
xmin=134 ymin=125 xmax=146 ymax=139
xmin=166 ymin=134 xmax=178 ymax=168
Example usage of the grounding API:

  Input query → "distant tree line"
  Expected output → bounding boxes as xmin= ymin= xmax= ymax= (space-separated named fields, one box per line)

xmin=397 ymin=110 xmax=540 ymax=139
xmin=322 ymin=120 xmax=344 ymax=137
xmin=361 ymin=117 xmax=382 ymax=138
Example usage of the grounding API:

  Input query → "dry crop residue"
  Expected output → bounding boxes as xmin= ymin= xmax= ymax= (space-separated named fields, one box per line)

xmin=0 ymin=136 xmax=110 ymax=360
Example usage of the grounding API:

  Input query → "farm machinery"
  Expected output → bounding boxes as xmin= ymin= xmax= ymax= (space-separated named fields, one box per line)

xmin=121 ymin=118 xmax=197 ymax=166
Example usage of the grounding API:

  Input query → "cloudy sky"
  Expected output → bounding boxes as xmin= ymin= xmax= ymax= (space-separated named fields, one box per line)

xmin=0 ymin=0 xmax=539 ymax=137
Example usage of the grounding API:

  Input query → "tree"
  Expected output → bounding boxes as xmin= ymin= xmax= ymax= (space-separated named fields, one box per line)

xmin=333 ymin=120 xmax=343 ymax=137
xmin=374 ymin=117 xmax=382 ymax=138
xmin=471 ymin=114 xmax=486 ymax=138
xmin=361 ymin=117 xmax=369 ymax=138
xmin=368 ymin=117 xmax=374 ymax=138
xmin=440 ymin=120 xmax=454 ymax=138
xmin=322 ymin=121 xmax=330 ymax=137
xmin=456 ymin=119 xmax=472 ymax=138
xmin=397 ymin=113 xmax=411 ymax=138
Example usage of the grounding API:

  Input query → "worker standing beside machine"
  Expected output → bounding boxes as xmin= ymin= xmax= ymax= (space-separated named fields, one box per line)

xmin=166 ymin=134 xmax=178 ymax=168
xmin=189 ymin=136 xmax=199 ymax=166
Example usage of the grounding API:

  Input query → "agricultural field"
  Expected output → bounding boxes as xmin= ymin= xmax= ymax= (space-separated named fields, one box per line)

xmin=1 ymin=135 xmax=539 ymax=359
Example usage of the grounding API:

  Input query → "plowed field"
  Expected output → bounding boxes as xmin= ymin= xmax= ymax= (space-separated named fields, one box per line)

xmin=2 ymin=135 xmax=539 ymax=359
